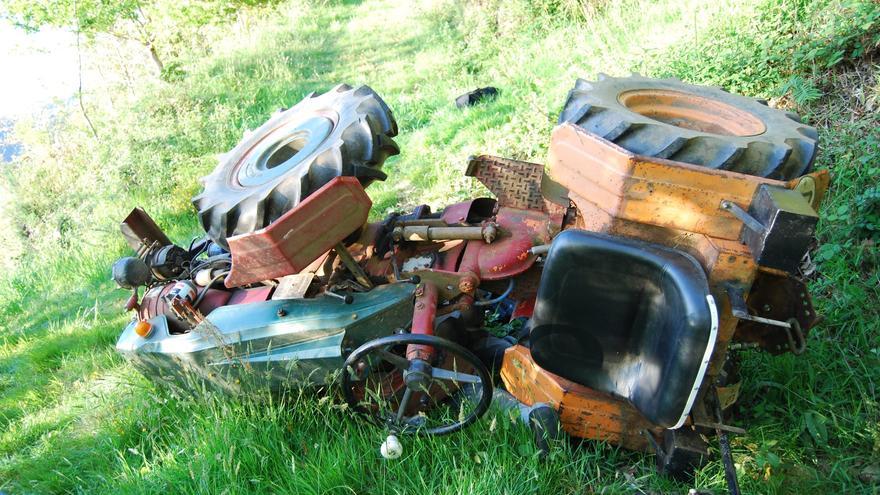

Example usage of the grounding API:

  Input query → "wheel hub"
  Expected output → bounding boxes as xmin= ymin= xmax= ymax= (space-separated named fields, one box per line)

xmin=235 ymin=115 xmax=334 ymax=187
xmin=404 ymin=359 xmax=433 ymax=391
xmin=617 ymin=89 xmax=766 ymax=137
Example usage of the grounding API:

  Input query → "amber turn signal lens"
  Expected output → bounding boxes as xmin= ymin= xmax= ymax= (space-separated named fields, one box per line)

xmin=134 ymin=320 xmax=153 ymax=338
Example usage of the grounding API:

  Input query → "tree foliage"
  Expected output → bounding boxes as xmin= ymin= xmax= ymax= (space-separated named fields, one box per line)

xmin=0 ymin=0 xmax=279 ymax=74
xmin=3 ymin=0 xmax=139 ymax=32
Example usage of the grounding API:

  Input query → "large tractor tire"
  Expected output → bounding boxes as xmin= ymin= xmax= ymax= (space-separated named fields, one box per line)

xmin=193 ymin=84 xmax=399 ymax=248
xmin=558 ymin=74 xmax=818 ymax=180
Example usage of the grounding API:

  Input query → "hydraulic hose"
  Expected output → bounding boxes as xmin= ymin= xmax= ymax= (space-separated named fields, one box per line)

xmin=473 ymin=279 xmax=515 ymax=307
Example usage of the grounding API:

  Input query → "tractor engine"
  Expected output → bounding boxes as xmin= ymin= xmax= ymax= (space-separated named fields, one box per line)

xmin=111 ymin=207 xmax=272 ymax=336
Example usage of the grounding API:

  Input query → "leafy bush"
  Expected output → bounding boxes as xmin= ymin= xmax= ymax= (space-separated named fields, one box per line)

xmin=647 ymin=0 xmax=880 ymax=102
xmin=853 ymin=186 xmax=880 ymax=239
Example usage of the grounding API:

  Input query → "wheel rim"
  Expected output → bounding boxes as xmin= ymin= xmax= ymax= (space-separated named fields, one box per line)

xmin=617 ymin=89 xmax=766 ymax=137
xmin=234 ymin=115 xmax=334 ymax=187
xmin=342 ymin=334 xmax=493 ymax=436
xmin=194 ymin=84 xmax=400 ymax=248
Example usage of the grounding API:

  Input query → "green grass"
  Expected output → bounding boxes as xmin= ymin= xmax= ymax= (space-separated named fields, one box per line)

xmin=1 ymin=0 xmax=879 ymax=493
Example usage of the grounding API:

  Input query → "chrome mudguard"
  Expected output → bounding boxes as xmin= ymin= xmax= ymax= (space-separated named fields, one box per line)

xmin=117 ymin=283 xmax=415 ymax=393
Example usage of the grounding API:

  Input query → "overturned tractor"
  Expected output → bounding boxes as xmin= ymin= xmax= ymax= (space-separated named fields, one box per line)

xmin=112 ymin=76 xmax=826 ymax=489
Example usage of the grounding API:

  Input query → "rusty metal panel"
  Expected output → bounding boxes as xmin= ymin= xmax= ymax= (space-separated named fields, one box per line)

xmin=459 ymin=208 xmax=552 ymax=281
xmin=571 ymin=207 xmax=758 ymax=289
xmin=120 ymin=207 xmax=173 ymax=252
xmin=501 ymin=345 xmax=658 ymax=450
xmin=224 ymin=177 xmax=371 ymax=288
xmin=732 ymin=271 xmax=819 ymax=354
xmin=226 ymin=286 xmax=273 ymax=305
xmin=465 ymin=155 xmax=570 ymax=224
xmin=548 ymin=124 xmax=789 ymax=241
xmin=466 ymin=155 xmax=546 ymax=210
xmin=440 ymin=198 xmax=498 ymax=225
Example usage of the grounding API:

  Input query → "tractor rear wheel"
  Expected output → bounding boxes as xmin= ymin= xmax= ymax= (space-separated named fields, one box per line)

xmin=193 ymin=84 xmax=399 ymax=248
xmin=558 ymin=74 xmax=818 ymax=180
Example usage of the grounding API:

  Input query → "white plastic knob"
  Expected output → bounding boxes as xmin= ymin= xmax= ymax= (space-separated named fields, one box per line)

xmin=380 ymin=434 xmax=402 ymax=459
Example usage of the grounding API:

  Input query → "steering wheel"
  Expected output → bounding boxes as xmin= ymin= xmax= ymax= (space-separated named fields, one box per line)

xmin=342 ymin=333 xmax=493 ymax=436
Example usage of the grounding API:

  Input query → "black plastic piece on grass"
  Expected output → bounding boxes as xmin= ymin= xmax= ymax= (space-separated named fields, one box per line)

xmin=455 ymin=87 xmax=498 ymax=108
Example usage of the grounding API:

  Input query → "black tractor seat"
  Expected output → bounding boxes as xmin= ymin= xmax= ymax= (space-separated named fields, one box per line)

xmin=529 ymin=229 xmax=718 ymax=429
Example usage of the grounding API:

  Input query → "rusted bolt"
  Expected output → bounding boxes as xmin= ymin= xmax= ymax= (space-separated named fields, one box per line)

xmin=415 ymin=302 xmax=425 ymax=310
xmin=482 ymin=223 xmax=498 ymax=243
xmin=415 ymin=284 xmax=425 ymax=297
xmin=458 ymin=278 xmax=475 ymax=294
